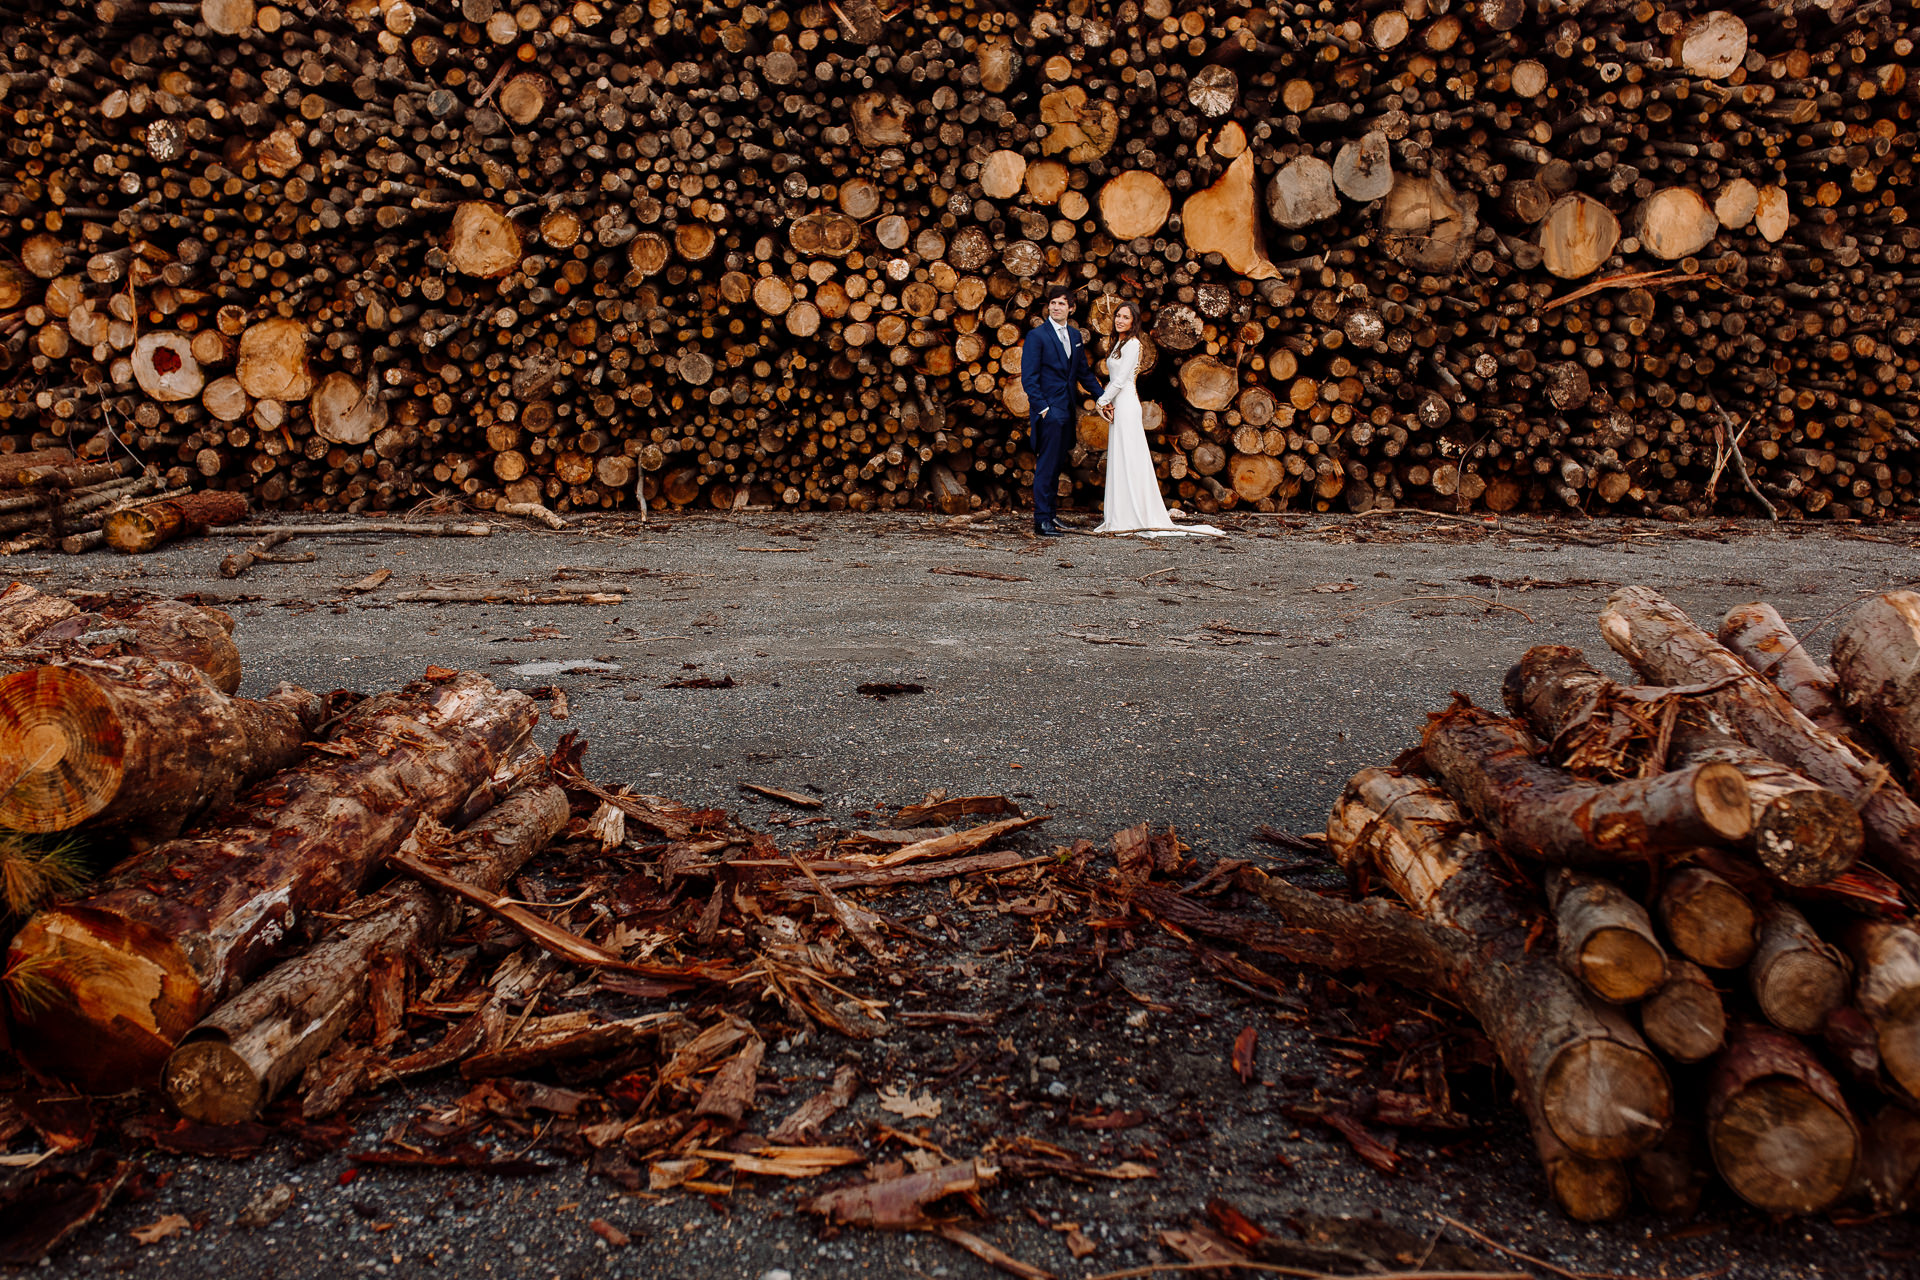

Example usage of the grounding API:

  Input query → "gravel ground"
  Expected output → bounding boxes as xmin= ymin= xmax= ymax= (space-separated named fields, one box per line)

xmin=12 ymin=508 xmax=1920 ymax=1280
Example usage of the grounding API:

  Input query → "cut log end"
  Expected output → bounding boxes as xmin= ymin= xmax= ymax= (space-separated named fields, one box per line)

xmin=1641 ymin=961 xmax=1727 ymax=1064
xmin=161 ymin=1035 xmax=262 ymax=1126
xmin=1541 ymin=1038 xmax=1671 ymax=1160
xmin=1710 ymin=1077 xmax=1856 ymax=1214
xmin=6 ymin=907 xmax=199 ymax=1089
xmin=1548 ymin=1154 xmax=1632 ymax=1223
xmin=1753 ymin=786 xmax=1864 ymax=887
xmin=1660 ymin=867 xmax=1758 ymax=970
xmin=0 ymin=666 xmax=127 ymax=832
xmin=1754 ymin=950 xmax=1849 ymax=1035
xmin=1574 ymin=927 xmax=1668 ymax=1004
xmin=1693 ymin=761 xmax=1753 ymax=842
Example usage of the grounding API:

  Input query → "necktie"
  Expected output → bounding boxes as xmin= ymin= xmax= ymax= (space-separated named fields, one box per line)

xmin=1054 ymin=322 xmax=1071 ymax=357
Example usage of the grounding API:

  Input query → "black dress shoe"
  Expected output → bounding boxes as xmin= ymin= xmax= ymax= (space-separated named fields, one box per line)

xmin=1035 ymin=520 xmax=1062 ymax=537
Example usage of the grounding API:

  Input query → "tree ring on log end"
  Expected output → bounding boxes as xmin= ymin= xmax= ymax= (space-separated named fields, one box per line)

xmin=0 ymin=666 xmax=127 ymax=832
xmin=1710 ymin=1078 xmax=1855 ymax=1213
xmin=163 ymin=1035 xmax=261 ymax=1125
xmin=1542 ymin=1038 xmax=1670 ymax=1159
xmin=1099 ymin=171 xmax=1172 ymax=242
xmin=1693 ymin=760 xmax=1754 ymax=841
xmin=1577 ymin=927 xmax=1667 ymax=1004
xmin=1753 ymin=786 xmax=1862 ymax=887
xmin=1550 ymin=1156 xmax=1631 ymax=1224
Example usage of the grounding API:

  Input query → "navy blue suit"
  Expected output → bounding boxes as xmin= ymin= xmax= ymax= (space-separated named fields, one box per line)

xmin=1020 ymin=320 xmax=1104 ymax=525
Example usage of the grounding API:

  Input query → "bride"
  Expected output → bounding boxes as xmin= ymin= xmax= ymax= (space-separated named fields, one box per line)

xmin=1092 ymin=301 xmax=1226 ymax=538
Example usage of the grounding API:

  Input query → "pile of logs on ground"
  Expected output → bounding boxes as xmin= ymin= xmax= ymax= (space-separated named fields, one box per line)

xmin=0 ymin=577 xmax=1136 ymax=1274
xmin=1242 ymin=584 xmax=1920 ymax=1221
xmin=0 ymin=2 xmax=1915 ymax=522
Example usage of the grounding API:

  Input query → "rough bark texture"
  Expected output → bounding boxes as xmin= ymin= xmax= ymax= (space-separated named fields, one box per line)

xmin=1843 ymin=919 xmax=1920 ymax=1102
xmin=1832 ymin=591 xmax=1920 ymax=781
xmin=1719 ymin=602 xmax=1867 ymax=751
xmin=1324 ymin=767 xmax=1670 ymax=1161
xmin=0 ymin=589 xmax=240 ymax=694
xmin=1601 ymin=586 xmax=1920 ymax=896
xmin=0 ymin=659 xmax=319 ymax=838
xmin=1706 ymin=1023 xmax=1859 ymax=1215
xmin=0 ymin=582 xmax=79 ymax=645
xmin=5 ymin=670 xmax=536 ymax=1090
xmin=48 ymin=602 xmax=242 ymax=696
xmin=1503 ymin=643 xmax=1861 ymax=886
xmin=1422 ymin=702 xmax=1750 ymax=865
xmin=163 ymin=780 xmax=568 ymax=1124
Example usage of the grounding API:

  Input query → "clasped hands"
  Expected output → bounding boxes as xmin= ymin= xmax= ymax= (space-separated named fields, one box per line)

xmin=1098 ymin=403 xmax=1114 ymax=421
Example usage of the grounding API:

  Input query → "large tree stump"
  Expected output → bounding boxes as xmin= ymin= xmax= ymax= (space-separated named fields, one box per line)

xmin=5 ymin=670 xmax=536 ymax=1090
xmin=163 ymin=780 xmax=568 ymax=1123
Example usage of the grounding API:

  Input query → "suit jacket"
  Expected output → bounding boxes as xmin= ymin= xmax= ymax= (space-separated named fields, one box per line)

xmin=1020 ymin=321 xmax=1104 ymax=424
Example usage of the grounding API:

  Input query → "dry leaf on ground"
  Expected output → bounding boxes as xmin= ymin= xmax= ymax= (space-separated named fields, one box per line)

xmin=877 ymin=1086 xmax=941 ymax=1119
xmin=131 ymin=1214 xmax=191 ymax=1245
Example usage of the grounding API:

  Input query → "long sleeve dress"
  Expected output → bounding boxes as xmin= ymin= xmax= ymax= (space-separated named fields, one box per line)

xmin=1092 ymin=337 xmax=1225 ymax=538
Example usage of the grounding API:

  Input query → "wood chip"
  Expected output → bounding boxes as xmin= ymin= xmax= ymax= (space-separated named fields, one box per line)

xmin=930 ymin=567 xmax=1031 ymax=582
xmin=739 ymin=781 xmax=823 ymax=809
xmin=847 ymin=815 xmax=1049 ymax=868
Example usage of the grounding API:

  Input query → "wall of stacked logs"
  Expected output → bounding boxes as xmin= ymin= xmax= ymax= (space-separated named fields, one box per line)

xmin=0 ymin=0 xmax=1914 ymax=521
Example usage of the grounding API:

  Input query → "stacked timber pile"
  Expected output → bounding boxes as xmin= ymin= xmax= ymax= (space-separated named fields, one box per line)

xmin=1235 ymin=585 xmax=1920 ymax=1221
xmin=0 ymin=2 xmax=1914 ymax=522
xmin=0 ymin=579 xmax=1101 ymax=1271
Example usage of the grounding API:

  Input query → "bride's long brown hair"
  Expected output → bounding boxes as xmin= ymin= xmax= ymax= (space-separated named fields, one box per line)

xmin=1105 ymin=299 xmax=1144 ymax=360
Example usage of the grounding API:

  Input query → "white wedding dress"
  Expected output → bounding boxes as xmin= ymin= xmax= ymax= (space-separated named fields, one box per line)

xmin=1092 ymin=337 xmax=1225 ymax=538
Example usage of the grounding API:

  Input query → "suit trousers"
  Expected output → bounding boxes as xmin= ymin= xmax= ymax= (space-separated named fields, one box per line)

xmin=1030 ymin=399 xmax=1071 ymax=523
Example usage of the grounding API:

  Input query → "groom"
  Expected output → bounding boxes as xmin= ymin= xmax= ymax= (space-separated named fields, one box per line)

xmin=1020 ymin=286 xmax=1104 ymax=537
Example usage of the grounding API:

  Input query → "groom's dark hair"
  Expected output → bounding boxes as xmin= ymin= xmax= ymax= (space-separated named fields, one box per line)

xmin=1044 ymin=286 xmax=1072 ymax=304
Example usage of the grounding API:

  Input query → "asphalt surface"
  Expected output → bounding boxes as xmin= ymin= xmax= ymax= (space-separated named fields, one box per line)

xmin=13 ymin=508 xmax=1920 ymax=1280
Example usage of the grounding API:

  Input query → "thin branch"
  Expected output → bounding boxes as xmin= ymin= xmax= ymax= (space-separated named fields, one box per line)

xmin=1433 ymin=1214 xmax=1730 ymax=1280
xmin=1082 ymin=1263 xmax=1528 ymax=1280
xmin=1341 ymin=594 xmax=1536 ymax=624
